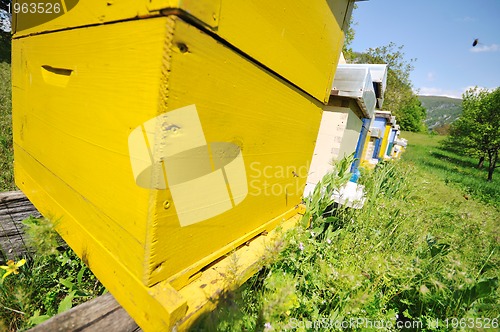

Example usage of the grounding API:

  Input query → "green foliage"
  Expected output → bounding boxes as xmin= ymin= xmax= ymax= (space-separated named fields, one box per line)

xmin=0 ymin=217 xmax=105 ymax=331
xmin=0 ymin=1 xmax=10 ymax=63
xmin=397 ymin=96 xmax=427 ymax=133
xmin=351 ymin=42 xmax=427 ymax=133
xmin=191 ymin=151 xmax=499 ymax=331
xmin=22 ymin=217 xmax=62 ymax=255
xmin=432 ymin=123 xmax=451 ymax=136
xmin=0 ymin=30 xmax=9 ymax=63
xmin=446 ymin=87 xmax=500 ymax=181
xmin=342 ymin=4 xmax=357 ymax=62
xmin=301 ymin=153 xmax=354 ymax=231
xmin=0 ymin=62 xmax=14 ymax=191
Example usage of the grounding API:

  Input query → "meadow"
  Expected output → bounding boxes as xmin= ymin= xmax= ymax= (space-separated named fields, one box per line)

xmin=1 ymin=61 xmax=499 ymax=330
xmin=191 ymin=134 xmax=499 ymax=331
xmin=402 ymin=131 xmax=499 ymax=209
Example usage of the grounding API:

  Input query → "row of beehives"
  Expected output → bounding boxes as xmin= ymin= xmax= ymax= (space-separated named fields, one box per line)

xmin=304 ymin=56 xmax=408 ymax=209
xmin=10 ymin=1 xmax=389 ymax=329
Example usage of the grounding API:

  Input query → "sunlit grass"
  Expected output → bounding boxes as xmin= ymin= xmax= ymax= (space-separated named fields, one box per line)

xmin=192 ymin=137 xmax=499 ymax=331
xmin=401 ymin=131 xmax=500 ymax=208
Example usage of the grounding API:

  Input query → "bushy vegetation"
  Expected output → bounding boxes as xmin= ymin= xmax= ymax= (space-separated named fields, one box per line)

xmin=0 ymin=217 xmax=105 ymax=331
xmin=444 ymin=87 xmax=500 ymax=182
xmin=192 ymin=135 xmax=499 ymax=331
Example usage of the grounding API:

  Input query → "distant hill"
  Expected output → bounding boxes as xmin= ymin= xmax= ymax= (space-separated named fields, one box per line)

xmin=418 ymin=95 xmax=462 ymax=130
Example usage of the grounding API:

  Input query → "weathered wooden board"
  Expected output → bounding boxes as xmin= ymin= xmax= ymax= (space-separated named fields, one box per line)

xmin=0 ymin=190 xmax=40 ymax=260
xmin=28 ymin=293 xmax=141 ymax=332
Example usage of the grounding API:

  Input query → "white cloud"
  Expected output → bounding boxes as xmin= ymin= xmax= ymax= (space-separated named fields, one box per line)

xmin=417 ymin=86 xmax=497 ymax=99
xmin=455 ymin=16 xmax=476 ymax=23
xmin=470 ymin=44 xmax=499 ymax=53
xmin=417 ymin=87 xmax=465 ymax=99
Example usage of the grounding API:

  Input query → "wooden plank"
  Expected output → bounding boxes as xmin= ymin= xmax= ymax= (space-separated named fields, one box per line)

xmin=0 ymin=190 xmax=41 ymax=260
xmin=28 ymin=293 xmax=141 ymax=332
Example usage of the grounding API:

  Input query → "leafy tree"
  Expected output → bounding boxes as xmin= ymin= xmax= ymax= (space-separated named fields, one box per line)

xmin=0 ymin=0 xmax=11 ymax=63
xmin=342 ymin=4 xmax=357 ymax=61
xmin=447 ymin=87 xmax=500 ymax=181
xmin=397 ymin=96 xmax=426 ymax=132
xmin=350 ymin=42 xmax=426 ymax=132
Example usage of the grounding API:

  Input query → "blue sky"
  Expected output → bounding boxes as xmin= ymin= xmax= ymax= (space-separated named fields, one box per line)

xmin=350 ymin=0 xmax=500 ymax=99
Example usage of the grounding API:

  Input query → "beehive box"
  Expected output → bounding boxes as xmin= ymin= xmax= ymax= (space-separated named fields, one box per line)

xmin=12 ymin=0 xmax=354 ymax=330
xmin=376 ymin=112 xmax=395 ymax=160
xmin=384 ymin=121 xmax=398 ymax=159
xmin=305 ymin=64 xmax=376 ymax=194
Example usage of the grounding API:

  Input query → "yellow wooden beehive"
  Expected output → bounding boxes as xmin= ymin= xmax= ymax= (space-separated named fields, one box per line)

xmin=12 ymin=1 xmax=354 ymax=330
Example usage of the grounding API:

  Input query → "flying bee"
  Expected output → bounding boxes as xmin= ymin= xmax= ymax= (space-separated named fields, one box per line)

xmin=472 ymin=38 xmax=479 ymax=47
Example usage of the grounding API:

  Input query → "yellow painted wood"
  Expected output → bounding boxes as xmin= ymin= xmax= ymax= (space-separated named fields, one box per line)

xmin=177 ymin=213 xmax=302 ymax=330
xmin=12 ymin=13 xmax=328 ymax=330
xmin=379 ymin=124 xmax=392 ymax=159
xmin=218 ymin=0 xmax=353 ymax=102
xmin=141 ymin=17 xmax=322 ymax=288
xmin=12 ymin=0 xmax=219 ymax=36
xmin=360 ymin=130 xmax=372 ymax=163
xmin=12 ymin=17 xmax=174 ymax=279
xmin=14 ymin=0 xmax=354 ymax=104
xmin=16 ymin=148 xmax=305 ymax=331
xmin=149 ymin=0 xmax=221 ymax=28
xmin=14 ymin=151 xmax=188 ymax=331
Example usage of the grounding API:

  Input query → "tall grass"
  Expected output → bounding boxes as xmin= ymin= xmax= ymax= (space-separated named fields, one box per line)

xmin=0 ymin=62 xmax=15 ymax=191
xmin=192 ymin=151 xmax=499 ymax=330
xmin=0 ymin=218 xmax=106 ymax=331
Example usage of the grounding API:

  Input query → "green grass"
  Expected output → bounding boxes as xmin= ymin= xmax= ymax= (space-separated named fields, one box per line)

xmin=191 ymin=137 xmax=499 ymax=331
xmin=401 ymin=131 xmax=500 ymax=209
xmin=0 ymin=62 xmax=15 ymax=191
xmin=0 ymin=218 xmax=106 ymax=331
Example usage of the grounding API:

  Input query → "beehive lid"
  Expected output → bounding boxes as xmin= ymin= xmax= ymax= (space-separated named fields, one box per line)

xmin=366 ymin=64 xmax=388 ymax=109
xmin=395 ymin=138 xmax=408 ymax=147
xmin=374 ymin=110 xmax=392 ymax=119
xmin=331 ymin=64 xmax=377 ymax=118
xmin=12 ymin=0 xmax=356 ymax=104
